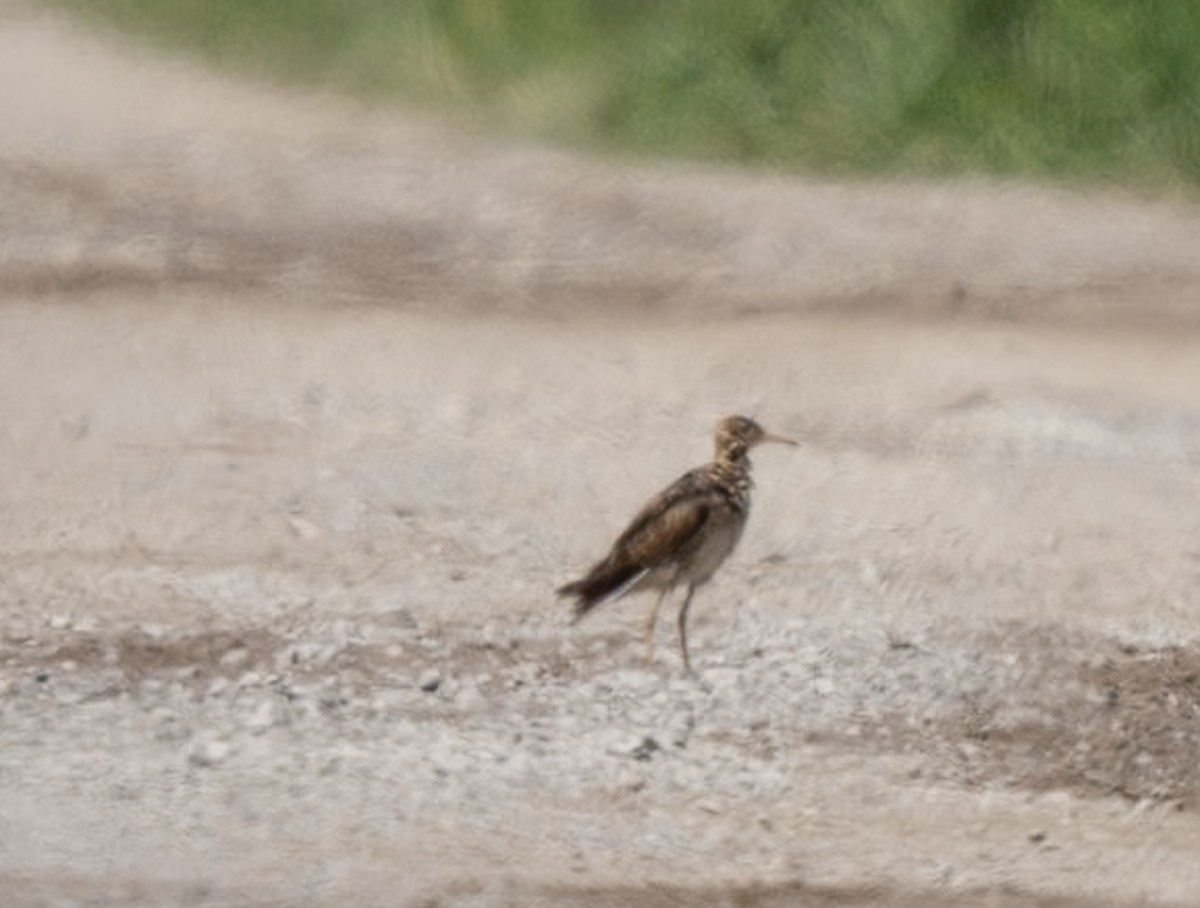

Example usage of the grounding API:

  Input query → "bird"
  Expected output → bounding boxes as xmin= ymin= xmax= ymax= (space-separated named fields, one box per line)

xmin=557 ymin=415 xmax=797 ymax=672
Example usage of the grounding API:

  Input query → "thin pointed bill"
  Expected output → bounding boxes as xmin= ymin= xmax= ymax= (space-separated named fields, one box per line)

xmin=758 ymin=431 xmax=799 ymax=447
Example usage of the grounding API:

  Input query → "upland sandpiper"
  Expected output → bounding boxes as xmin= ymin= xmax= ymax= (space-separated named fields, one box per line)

xmin=558 ymin=415 xmax=796 ymax=671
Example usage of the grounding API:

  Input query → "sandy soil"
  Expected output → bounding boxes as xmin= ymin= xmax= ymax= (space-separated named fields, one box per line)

xmin=3 ymin=6 xmax=1200 ymax=906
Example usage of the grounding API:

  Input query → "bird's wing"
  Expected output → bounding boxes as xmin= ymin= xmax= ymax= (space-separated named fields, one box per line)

xmin=609 ymin=469 xmax=713 ymax=570
xmin=558 ymin=468 xmax=714 ymax=613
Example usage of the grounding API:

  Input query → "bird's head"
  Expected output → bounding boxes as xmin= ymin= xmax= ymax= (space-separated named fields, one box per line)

xmin=714 ymin=415 xmax=797 ymax=462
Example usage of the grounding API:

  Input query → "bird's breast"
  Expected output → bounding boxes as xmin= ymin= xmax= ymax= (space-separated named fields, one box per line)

xmin=684 ymin=505 xmax=747 ymax=585
xmin=716 ymin=478 xmax=751 ymax=514
xmin=709 ymin=462 xmax=752 ymax=513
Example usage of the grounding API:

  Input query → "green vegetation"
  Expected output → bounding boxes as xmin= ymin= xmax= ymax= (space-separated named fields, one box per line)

xmin=53 ymin=0 xmax=1200 ymax=189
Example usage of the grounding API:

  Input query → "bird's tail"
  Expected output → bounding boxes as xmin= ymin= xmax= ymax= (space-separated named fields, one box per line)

xmin=557 ymin=560 xmax=647 ymax=623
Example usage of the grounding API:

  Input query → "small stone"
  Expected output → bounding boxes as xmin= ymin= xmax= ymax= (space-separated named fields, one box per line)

xmin=631 ymin=736 xmax=660 ymax=762
xmin=219 ymin=646 xmax=251 ymax=668
xmin=1029 ymin=830 xmax=1047 ymax=844
xmin=287 ymin=515 xmax=322 ymax=540
xmin=74 ymin=615 xmax=100 ymax=634
xmin=280 ymin=682 xmax=309 ymax=702
xmin=609 ymin=669 xmax=658 ymax=692
xmin=244 ymin=699 xmax=275 ymax=732
xmin=319 ymin=757 xmax=341 ymax=777
xmin=419 ymin=670 xmax=441 ymax=694
xmin=287 ymin=641 xmax=335 ymax=667
xmin=47 ymin=614 xmax=73 ymax=631
xmin=188 ymin=735 xmax=233 ymax=767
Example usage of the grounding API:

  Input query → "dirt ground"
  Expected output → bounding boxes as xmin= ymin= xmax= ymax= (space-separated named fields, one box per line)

xmin=3 ymin=6 xmax=1200 ymax=907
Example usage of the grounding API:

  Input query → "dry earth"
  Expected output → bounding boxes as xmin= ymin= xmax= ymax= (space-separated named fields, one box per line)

xmin=3 ymin=5 xmax=1200 ymax=907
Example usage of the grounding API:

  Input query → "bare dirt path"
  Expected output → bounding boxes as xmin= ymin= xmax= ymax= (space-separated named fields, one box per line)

xmin=2 ymin=6 xmax=1200 ymax=907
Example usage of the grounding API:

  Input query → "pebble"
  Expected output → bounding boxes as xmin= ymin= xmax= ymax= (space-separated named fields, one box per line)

xmin=286 ymin=515 xmax=322 ymax=540
xmin=608 ymin=670 xmax=659 ymax=692
xmin=188 ymin=735 xmax=233 ymax=767
xmin=244 ymin=699 xmax=276 ymax=732
xmin=286 ymin=641 xmax=337 ymax=667
xmin=73 ymin=615 xmax=100 ymax=634
xmin=419 ymin=670 xmax=442 ymax=694
xmin=701 ymin=667 xmax=740 ymax=693
xmin=631 ymin=736 xmax=661 ymax=762
xmin=219 ymin=646 xmax=251 ymax=668
xmin=665 ymin=713 xmax=696 ymax=749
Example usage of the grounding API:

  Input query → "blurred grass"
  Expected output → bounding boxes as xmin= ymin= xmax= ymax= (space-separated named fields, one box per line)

xmin=50 ymin=0 xmax=1200 ymax=189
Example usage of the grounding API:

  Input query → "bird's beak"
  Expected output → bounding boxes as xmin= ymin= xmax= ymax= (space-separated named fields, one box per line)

xmin=757 ymin=430 xmax=799 ymax=447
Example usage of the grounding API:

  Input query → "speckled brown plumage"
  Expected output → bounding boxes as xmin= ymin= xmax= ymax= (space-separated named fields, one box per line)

xmin=558 ymin=415 xmax=796 ymax=672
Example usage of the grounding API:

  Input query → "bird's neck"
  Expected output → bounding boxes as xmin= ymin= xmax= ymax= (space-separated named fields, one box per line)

xmin=715 ymin=448 xmax=749 ymax=471
xmin=713 ymin=438 xmax=752 ymax=472
xmin=711 ymin=449 xmax=753 ymax=506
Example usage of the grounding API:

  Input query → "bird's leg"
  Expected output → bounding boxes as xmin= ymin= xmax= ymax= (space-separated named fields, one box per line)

xmin=677 ymin=585 xmax=697 ymax=674
xmin=643 ymin=589 xmax=667 ymax=665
